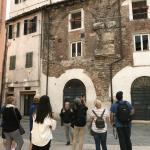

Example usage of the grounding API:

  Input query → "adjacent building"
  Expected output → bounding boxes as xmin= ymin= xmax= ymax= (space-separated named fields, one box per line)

xmin=0 ymin=0 xmax=6 ymax=102
xmin=4 ymin=0 xmax=66 ymax=115
xmin=113 ymin=0 xmax=150 ymax=120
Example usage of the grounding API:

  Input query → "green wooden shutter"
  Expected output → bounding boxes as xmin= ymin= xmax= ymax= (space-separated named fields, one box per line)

xmin=24 ymin=20 xmax=28 ymax=35
xmin=8 ymin=25 xmax=13 ymax=39
xmin=26 ymin=52 xmax=33 ymax=68
xmin=16 ymin=22 xmax=20 ymax=37
xmin=9 ymin=56 xmax=16 ymax=70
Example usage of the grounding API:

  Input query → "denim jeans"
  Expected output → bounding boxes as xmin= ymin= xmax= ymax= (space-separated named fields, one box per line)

xmin=117 ymin=127 xmax=132 ymax=150
xmin=64 ymin=123 xmax=73 ymax=143
xmin=93 ymin=131 xmax=107 ymax=150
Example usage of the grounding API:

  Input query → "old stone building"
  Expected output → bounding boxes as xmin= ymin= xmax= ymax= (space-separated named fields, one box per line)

xmin=40 ymin=0 xmax=150 ymax=120
xmin=40 ymin=0 xmax=123 ymax=113
xmin=113 ymin=0 xmax=150 ymax=120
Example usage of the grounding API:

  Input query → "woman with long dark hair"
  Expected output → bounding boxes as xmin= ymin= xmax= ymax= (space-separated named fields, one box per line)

xmin=31 ymin=95 xmax=56 ymax=150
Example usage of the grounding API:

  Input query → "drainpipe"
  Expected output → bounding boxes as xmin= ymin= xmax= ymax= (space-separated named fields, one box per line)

xmin=46 ymin=9 xmax=52 ymax=96
xmin=38 ymin=9 xmax=44 ymax=96
xmin=109 ymin=0 xmax=123 ymax=104
xmin=0 ymin=25 xmax=8 ymax=107
xmin=46 ymin=32 xmax=50 ymax=95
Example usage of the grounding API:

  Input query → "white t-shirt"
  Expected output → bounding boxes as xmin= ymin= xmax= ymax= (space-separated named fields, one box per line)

xmin=31 ymin=115 xmax=56 ymax=147
xmin=90 ymin=107 xmax=109 ymax=133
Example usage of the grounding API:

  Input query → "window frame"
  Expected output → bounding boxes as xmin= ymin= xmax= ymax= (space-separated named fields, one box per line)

xmin=9 ymin=55 xmax=16 ymax=70
xmin=8 ymin=24 xmax=14 ymax=39
xmin=132 ymin=0 xmax=148 ymax=20
xmin=130 ymin=0 xmax=150 ymax=20
xmin=133 ymin=34 xmax=150 ymax=52
xmin=68 ymin=9 xmax=84 ymax=32
xmin=70 ymin=41 xmax=82 ymax=58
xmin=16 ymin=22 xmax=20 ymax=37
xmin=15 ymin=0 xmax=25 ymax=4
xmin=25 ymin=52 xmax=33 ymax=68
xmin=24 ymin=16 xmax=37 ymax=35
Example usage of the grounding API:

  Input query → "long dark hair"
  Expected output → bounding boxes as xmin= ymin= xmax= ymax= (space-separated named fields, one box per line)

xmin=35 ymin=95 xmax=53 ymax=124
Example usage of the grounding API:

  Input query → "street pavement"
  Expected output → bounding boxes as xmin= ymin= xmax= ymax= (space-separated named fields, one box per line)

xmin=0 ymin=118 xmax=150 ymax=150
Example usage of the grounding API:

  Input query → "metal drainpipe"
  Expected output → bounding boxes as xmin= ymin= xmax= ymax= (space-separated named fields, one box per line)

xmin=0 ymin=25 xmax=8 ymax=108
xmin=46 ymin=9 xmax=52 ymax=96
xmin=38 ymin=8 xmax=44 ymax=95
xmin=110 ymin=0 xmax=123 ymax=104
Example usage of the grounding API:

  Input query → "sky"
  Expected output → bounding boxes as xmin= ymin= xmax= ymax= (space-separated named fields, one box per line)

xmin=6 ymin=0 xmax=10 ymax=19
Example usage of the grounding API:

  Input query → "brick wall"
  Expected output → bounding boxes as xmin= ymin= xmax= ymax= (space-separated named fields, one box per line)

xmin=42 ymin=0 xmax=133 ymax=101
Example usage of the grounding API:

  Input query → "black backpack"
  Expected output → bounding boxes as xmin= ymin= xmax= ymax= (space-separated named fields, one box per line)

xmin=116 ymin=101 xmax=131 ymax=125
xmin=75 ymin=105 xmax=87 ymax=126
xmin=92 ymin=109 xmax=105 ymax=129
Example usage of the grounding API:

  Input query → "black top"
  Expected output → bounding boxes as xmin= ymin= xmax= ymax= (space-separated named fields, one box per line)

xmin=73 ymin=104 xmax=88 ymax=127
xmin=2 ymin=106 xmax=22 ymax=132
xmin=60 ymin=109 xmax=73 ymax=124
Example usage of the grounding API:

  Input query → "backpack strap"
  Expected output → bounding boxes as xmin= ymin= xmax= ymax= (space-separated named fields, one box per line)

xmin=92 ymin=110 xmax=99 ymax=118
xmin=92 ymin=109 xmax=105 ymax=118
xmin=101 ymin=109 xmax=106 ymax=118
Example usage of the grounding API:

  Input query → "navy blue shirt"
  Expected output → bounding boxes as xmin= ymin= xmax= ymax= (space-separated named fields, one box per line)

xmin=29 ymin=103 xmax=38 ymax=131
xmin=110 ymin=100 xmax=133 ymax=128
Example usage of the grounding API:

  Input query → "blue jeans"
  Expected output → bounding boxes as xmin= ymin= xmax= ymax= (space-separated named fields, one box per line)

xmin=93 ymin=132 xmax=107 ymax=150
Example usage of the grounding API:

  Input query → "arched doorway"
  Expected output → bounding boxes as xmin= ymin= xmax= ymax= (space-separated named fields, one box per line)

xmin=131 ymin=76 xmax=150 ymax=120
xmin=63 ymin=79 xmax=86 ymax=103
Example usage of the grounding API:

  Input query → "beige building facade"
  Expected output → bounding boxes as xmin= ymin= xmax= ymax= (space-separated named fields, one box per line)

xmin=0 ymin=0 xmax=6 ymax=101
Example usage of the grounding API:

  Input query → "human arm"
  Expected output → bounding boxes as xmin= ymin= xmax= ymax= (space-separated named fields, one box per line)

xmin=15 ymin=108 xmax=22 ymax=121
xmin=45 ymin=116 xmax=57 ymax=130
xmin=110 ymin=104 xmax=116 ymax=126
xmin=110 ymin=112 xmax=115 ymax=126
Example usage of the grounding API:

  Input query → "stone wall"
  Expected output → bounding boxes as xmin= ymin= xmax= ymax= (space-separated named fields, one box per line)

xmin=41 ymin=0 xmax=132 ymax=101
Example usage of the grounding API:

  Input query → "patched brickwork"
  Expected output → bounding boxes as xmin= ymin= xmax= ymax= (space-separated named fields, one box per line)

xmin=42 ymin=0 xmax=132 ymax=101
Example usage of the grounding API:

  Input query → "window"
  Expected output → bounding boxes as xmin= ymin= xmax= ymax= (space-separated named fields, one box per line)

xmin=8 ymin=25 xmax=14 ymax=39
xmin=9 ymin=56 xmax=16 ymax=70
xmin=132 ymin=0 xmax=148 ymax=20
xmin=69 ymin=9 xmax=84 ymax=31
xmin=29 ymin=17 xmax=37 ymax=33
xmin=71 ymin=42 xmax=82 ymax=57
xmin=24 ymin=20 xmax=28 ymax=35
xmin=16 ymin=22 xmax=20 ymax=37
xmin=134 ymin=34 xmax=149 ymax=51
xmin=15 ymin=0 xmax=19 ymax=4
xmin=24 ymin=16 xmax=37 ymax=35
xmin=26 ymin=52 xmax=33 ymax=68
xmin=15 ymin=0 xmax=26 ymax=4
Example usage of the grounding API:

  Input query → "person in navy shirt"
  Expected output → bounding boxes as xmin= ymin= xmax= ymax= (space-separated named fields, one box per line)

xmin=110 ymin=91 xmax=134 ymax=150
xmin=29 ymin=94 xmax=40 ymax=150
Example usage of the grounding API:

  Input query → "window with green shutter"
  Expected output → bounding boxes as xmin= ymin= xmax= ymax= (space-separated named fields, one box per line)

xmin=16 ymin=22 xmax=20 ymax=37
xmin=26 ymin=52 xmax=33 ymax=68
xmin=9 ymin=56 xmax=16 ymax=70
xmin=8 ymin=25 xmax=13 ymax=39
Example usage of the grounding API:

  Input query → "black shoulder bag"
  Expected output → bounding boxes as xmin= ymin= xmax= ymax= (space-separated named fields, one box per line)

xmin=13 ymin=108 xmax=25 ymax=135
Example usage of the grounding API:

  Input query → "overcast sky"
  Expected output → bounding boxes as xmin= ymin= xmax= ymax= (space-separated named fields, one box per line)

xmin=6 ymin=0 xmax=10 ymax=19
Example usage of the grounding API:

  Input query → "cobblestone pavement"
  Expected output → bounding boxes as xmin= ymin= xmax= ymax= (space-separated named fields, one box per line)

xmin=0 ymin=118 xmax=150 ymax=150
